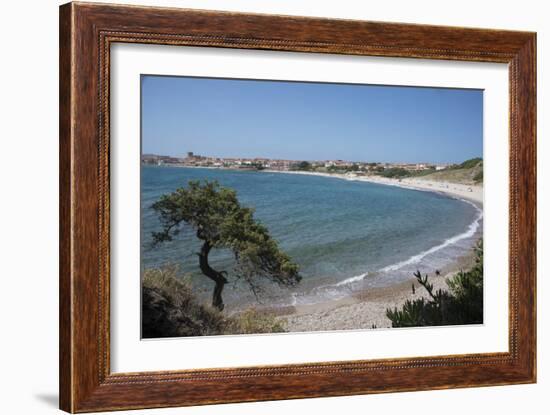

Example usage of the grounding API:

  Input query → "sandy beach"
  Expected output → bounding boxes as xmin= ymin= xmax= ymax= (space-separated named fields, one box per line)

xmin=266 ymin=169 xmax=483 ymax=205
xmin=280 ymin=253 xmax=476 ymax=331
xmin=362 ymin=176 xmax=483 ymax=205
xmin=261 ymin=169 xmax=484 ymax=331
xmin=167 ymin=165 xmax=483 ymax=205
xmin=170 ymin=166 xmax=483 ymax=331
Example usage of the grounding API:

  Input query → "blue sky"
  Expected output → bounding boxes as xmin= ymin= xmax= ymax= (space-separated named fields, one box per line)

xmin=141 ymin=75 xmax=482 ymax=163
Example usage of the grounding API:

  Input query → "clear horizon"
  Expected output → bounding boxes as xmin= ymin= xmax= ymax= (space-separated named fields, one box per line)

xmin=142 ymin=75 xmax=483 ymax=164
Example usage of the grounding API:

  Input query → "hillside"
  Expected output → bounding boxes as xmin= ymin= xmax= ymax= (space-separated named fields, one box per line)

xmin=416 ymin=158 xmax=483 ymax=185
xmin=142 ymin=266 xmax=285 ymax=338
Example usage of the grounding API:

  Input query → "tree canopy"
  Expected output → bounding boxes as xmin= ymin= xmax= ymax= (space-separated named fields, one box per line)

xmin=151 ymin=180 xmax=301 ymax=310
xmin=293 ymin=161 xmax=312 ymax=171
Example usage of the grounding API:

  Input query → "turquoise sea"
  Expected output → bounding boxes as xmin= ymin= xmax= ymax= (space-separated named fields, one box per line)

xmin=141 ymin=166 xmax=482 ymax=308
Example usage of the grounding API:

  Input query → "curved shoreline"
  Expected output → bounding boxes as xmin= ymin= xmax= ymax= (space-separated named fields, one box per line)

xmin=161 ymin=165 xmax=483 ymax=205
xmin=155 ymin=165 xmax=484 ymax=329
xmin=176 ymin=166 xmax=483 ymax=294
xmin=254 ymin=169 xmax=484 ymax=330
xmin=262 ymin=169 xmax=483 ymax=206
xmin=264 ymin=168 xmax=483 ymax=288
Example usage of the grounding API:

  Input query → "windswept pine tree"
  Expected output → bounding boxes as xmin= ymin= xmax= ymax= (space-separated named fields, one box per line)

xmin=150 ymin=180 xmax=301 ymax=311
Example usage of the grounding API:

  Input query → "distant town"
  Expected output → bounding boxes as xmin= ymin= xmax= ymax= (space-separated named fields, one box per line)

xmin=142 ymin=151 xmax=456 ymax=176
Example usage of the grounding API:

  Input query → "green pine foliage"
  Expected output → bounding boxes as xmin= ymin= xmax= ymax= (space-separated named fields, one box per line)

xmin=379 ymin=167 xmax=410 ymax=178
xmin=292 ymin=161 xmax=312 ymax=171
xmin=386 ymin=240 xmax=483 ymax=327
xmin=150 ymin=180 xmax=301 ymax=310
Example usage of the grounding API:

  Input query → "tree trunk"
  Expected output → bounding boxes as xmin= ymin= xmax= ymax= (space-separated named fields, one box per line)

xmin=198 ymin=240 xmax=228 ymax=311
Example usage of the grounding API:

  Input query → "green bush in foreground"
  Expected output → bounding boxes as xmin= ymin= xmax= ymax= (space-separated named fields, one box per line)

xmin=386 ymin=240 xmax=483 ymax=327
xmin=142 ymin=266 xmax=285 ymax=338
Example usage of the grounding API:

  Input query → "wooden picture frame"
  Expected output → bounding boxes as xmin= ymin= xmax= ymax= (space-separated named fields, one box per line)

xmin=59 ymin=2 xmax=536 ymax=412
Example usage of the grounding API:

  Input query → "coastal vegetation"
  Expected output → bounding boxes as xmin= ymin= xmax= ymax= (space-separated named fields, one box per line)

xmin=414 ymin=158 xmax=483 ymax=185
xmin=142 ymin=266 xmax=285 ymax=338
xmin=386 ymin=239 xmax=483 ymax=327
xmin=377 ymin=166 xmax=436 ymax=179
xmin=291 ymin=161 xmax=313 ymax=171
xmin=450 ymin=157 xmax=483 ymax=170
xmin=286 ymin=157 xmax=483 ymax=185
xmin=377 ymin=167 xmax=410 ymax=178
xmin=473 ymin=170 xmax=483 ymax=183
xmin=150 ymin=180 xmax=301 ymax=311
xmin=375 ymin=158 xmax=483 ymax=183
xmin=142 ymin=173 xmax=483 ymax=336
xmin=143 ymin=152 xmax=483 ymax=186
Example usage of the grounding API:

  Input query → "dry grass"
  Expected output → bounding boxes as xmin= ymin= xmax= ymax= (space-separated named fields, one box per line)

xmin=142 ymin=266 xmax=286 ymax=338
xmin=416 ymin=161 xmax=483 ymax=185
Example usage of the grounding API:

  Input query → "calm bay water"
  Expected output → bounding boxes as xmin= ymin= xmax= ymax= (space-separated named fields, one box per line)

xmin=141 ymin=166 xmax=482 ymax=308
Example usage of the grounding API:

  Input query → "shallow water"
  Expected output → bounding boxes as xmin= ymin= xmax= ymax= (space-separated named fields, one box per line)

xmin=141 ymin=166 xmax=482 ymax=308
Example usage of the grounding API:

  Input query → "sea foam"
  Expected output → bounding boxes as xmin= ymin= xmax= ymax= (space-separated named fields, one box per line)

xmin=334 ymin=198 xmax=482 ymax=288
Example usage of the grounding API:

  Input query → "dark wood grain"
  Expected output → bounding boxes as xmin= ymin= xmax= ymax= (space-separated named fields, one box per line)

xmin=59 ymin=3 xmax=73 ymax=411
xmin=59 ymin=2 xmax=537 ymax=412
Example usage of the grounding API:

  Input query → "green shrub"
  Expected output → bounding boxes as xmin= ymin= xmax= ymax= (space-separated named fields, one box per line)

xmin=408 ymin=167 xmax=437 ymax=177
xmin=142 ymin=266 xmax=286 ymax=338
xmin=378 ymin=167 xmax=410 ymax=178
xmin=458 ymin=157 xmax=482 ymax=169
xmin=386 ymin=240 xmax=483 ymax=327
xmin=473 ymin=170 xmax=483 ymax=183
xmin=227 ymin=309 xmax=286 ymax=334
xmin=448 ymin=157 xmax=483 ymax=170
xmin=291 ymin=161 xmax=312 ymax=171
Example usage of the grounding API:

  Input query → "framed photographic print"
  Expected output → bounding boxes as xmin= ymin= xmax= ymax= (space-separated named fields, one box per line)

xmin=59 ymin=2 xmax=536 ymax=412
